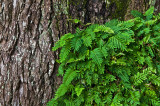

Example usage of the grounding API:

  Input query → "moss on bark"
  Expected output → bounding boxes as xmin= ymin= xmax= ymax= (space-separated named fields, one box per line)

xmin=108 ymin=0 xmax=131 ymax=20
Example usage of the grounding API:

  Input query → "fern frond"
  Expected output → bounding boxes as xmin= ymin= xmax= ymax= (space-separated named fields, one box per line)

xmin=90 ymin=48 xmax=103 ymax=66
xmin=145 ymin=19 xmax=157 ymax=26
xmin=107 ymin=36 xmax=126 ymax=51
xmin=103 ymin=92 xmax=113 ymax=104
xmin=105 ymin=19 xmax=119 ymax=27
xmin=94 ymin=92 xmax=101 ymax=104
xmin=146 ymin=46 xmax=155 ymax=57
xmin=85 ymin=71 xmax=92 ymax=86
xmin=131 ymin=10 xmax=144 ymax=18
xmin=132 ymin=67 xmax=154 ymax=86
xmin=82 ymin=36 xmax=92 ymax=47
xmin=117 ymin=20 xmax=134 ymax=29
xmin=111 ymin=92 xmax=124 ymax=106
xmin=116 ymin=32 xmax=135 ymax=45
xmin=149 ymin=74 xmax=160 ymax=86
xmin=58 ymin=63 xmax=65 ymax=76
xmin=73 ymin=95 xmax=84 ymax=106
xmin=59 ymin=43 xmax=71 ymax=63
xmin=145 ymin=56 xmax=152 ymax=67
xmin=94 ymin=25 xmax=114 ymax=34
xmin=52 ymin=33 xmax=74 ymax=51
xmin=153 ymin=23 xmax=160 ymax=31
xmin=101 ymin=46 xmax=109 ymax=58
xmin=71 ymin=37 xmax=83 ymax=52
xmin=47 ymin=98 xmax=57 ymax=106
xmin=75 ymin=85 xmax=85 ymax=96
xmin=133 ymin=72 xmax=147 ymax=86
xmin=144 ymin=6 xmax=154 ymax=20
xmin=129 ymin=91 xmax=140 ymax=105
xmin=150 ymin=99 xmax=160 ymax=106
xmin=63 ymin=68 xmax=77 ymax=85
xmin=54 ymin=84 xmax=68 ymax=99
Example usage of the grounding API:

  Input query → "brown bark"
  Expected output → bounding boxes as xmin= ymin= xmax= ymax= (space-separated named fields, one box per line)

xmin=0 ymin=0 xmax=57 ymax=105
xmin=0 ymin=0 xmax=159 ymax=105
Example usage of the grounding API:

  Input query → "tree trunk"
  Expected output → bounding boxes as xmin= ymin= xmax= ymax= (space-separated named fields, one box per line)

xmin=0 ymin=0 xmax=58 ymax=105
xmin=0 ymin=0 xmax=159 ymax=105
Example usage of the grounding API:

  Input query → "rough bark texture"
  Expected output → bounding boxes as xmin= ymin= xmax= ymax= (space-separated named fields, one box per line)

xmin=0 ymin=0 xmax=58 ymax=105
xmin=0 ymin=0 xmax=159 ymax=105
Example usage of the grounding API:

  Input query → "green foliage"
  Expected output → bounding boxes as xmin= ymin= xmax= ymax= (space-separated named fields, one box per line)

xmin=48 ymin=7 xmax=160 ymax=106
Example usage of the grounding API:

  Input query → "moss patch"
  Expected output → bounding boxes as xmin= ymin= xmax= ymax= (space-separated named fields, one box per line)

xmin=108 ymin=0 xmax=131 ymax=20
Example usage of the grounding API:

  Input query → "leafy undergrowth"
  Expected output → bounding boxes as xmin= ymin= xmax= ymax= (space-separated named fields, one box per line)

xmin=48 ymin=7 xmax=160 ymax=106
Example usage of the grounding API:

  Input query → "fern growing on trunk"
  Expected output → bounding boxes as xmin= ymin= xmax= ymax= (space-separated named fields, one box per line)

xmin=48 ymin=7 xmax=160 ymax=106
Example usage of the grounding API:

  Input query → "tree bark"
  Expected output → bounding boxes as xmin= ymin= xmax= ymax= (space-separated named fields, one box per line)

xmin=0 ymin=0 xmax=58 ymax=105
xmin=0 ymin=0 xmax=159 ymax=105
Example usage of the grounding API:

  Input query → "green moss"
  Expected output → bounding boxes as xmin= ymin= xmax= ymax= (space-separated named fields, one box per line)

xmin=109 ymin=0 xmax=131 ymax=20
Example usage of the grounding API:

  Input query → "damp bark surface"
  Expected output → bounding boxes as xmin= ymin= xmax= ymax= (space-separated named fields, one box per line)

xmin=0 ymin=0 xmax=159 ymax=105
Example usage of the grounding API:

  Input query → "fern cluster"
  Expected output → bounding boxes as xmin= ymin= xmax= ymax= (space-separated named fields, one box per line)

xmin=48 ymin=7 xmax=160 ymax=106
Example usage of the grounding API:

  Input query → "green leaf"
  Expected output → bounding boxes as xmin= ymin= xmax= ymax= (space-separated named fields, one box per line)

xmin=63 ymin=68 xmax=77 ymax=85
xmin=71 ymin=37 xmax=82 ymax=52
xmin=54 ymin=84 xmax=68 ymax=99
xmin=75 ymin=86 xmax=85 ymax=96
xmin=90 ymin=48 xmax=103 ymax=66
xmin=52 ymin=33 xmax=74 ymax=51
xmin=107 ymin=36 xmax=126 ymax=51
xmin=144 ymin=6 xmax=154 ymax=16
xmin=101 ymin=46 xmax=108 ymax=58
xmin=58 ymin=63 xmax=65 ymax=76
xmin=131 ymin=10 xmax=144 ymax=18
xmin=145 ymin=20 xmax=156 ymax=26
xmin=94 ymin=25 xmax=114 ymax=33
xmin=74 ymin=19 xmax=81 ymax=23
xmin=103 ymin=27 xmax=114 ymax=33
xmin=144 ymin=6 xmax=154 ymax=20
xmin=59 ymin=44 xmax=71 ymax=63
xmin=82 ymin=36 xmax=92 ymax=47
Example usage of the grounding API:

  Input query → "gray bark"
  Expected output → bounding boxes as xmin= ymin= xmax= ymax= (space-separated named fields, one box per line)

xmin=0 ymin=0 xmax=58 ymax=105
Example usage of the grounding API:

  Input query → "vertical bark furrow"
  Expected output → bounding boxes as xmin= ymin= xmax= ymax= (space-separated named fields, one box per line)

xmin=0 ymin=0 xmax=57 ymax=105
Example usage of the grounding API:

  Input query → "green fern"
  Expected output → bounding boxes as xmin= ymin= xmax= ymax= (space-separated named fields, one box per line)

xmin=131 ymin=10 xmax=144 ymax=18
xmin=59 ymin=43 xmax=71 ymax=63
xmin=90 ymin=48 xmax=103 ymax=66
xmin=107 ymin=36 xmax=127 ymax=51
xmin=63 ymin=68 xmax=77 ymax=85
xmin=48 ymin=6 xmax=160 ymax=106
xmin=144 ymin=6 xmax=154 ymax=20
xmin=71 ymin=37 xmax=83 ymax=52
